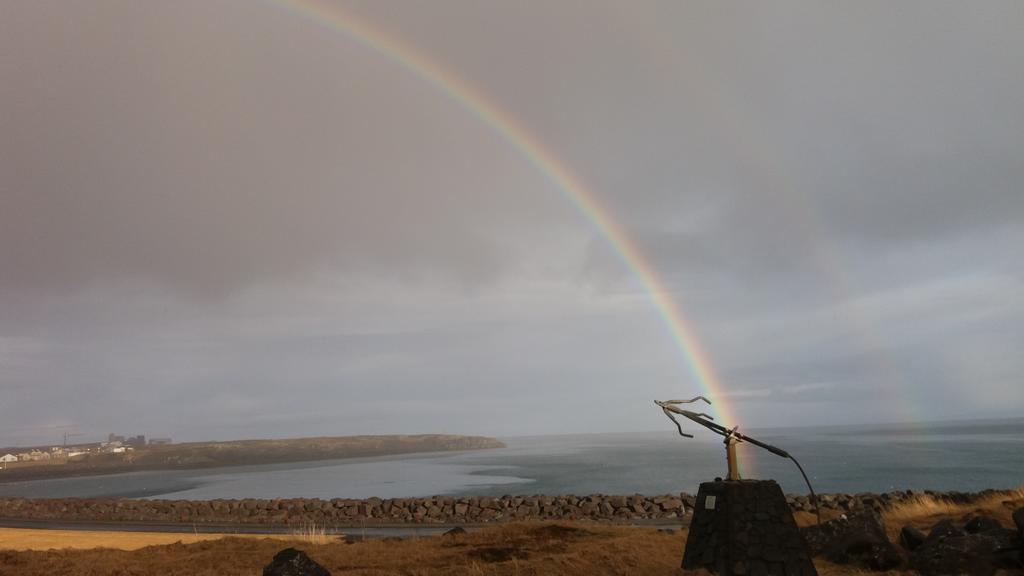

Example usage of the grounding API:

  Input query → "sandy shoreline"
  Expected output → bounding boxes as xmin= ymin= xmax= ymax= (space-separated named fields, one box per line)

xmin=0 ymin=527 xmax=302 ymax=551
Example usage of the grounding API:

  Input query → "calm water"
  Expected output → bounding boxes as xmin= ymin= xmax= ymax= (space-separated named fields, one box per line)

xmin=1 ymin=419 xmax=1020 ymax=499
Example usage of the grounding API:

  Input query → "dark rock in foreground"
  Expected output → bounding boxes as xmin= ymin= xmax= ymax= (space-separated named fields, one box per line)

xmin=801 ymin=509 xmax=902 ymax=571
xmin=263 ymin=548 xmax=330 ymax=576
xmin=911 ymin=517 xmax=1022 ymax=575
xmin=926 ymin=518 xmax=964 ymax=542
xmin=1013 ymin=506 xmax=1024 ymax=538
xmin=899 ymin=525 xmax=927 ymax=551
xmin=964 ymin=515 xmax=1003 ymax=534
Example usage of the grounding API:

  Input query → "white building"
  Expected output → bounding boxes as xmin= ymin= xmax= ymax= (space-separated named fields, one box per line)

xmin=25 ymin=450 xmax=49 ymax=461
xmin=0 ymin=454 xmax=16 ymax=463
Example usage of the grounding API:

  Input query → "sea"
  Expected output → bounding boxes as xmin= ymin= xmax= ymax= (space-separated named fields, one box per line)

xmin=0 ymin=419 xmax=1020 ymax=500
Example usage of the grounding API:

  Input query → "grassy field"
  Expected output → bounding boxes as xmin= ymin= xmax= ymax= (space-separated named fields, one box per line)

xmin=0 ymin=490 xmax=1020 ymax=575
xmin=2 ymin=523 xmax=687 ymax=576
xmin=881 ymin=486 xmax=1024 ymax=542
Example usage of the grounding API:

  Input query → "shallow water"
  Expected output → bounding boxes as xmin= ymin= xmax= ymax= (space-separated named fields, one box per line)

xmin=0 ymin=418 xmax=1020 ymax=499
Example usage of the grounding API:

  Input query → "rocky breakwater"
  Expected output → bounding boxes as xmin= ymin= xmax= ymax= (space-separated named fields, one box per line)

xmin=0 ymin=489 xmax=1013 ymax=527
xmin=0 ymin=494 xmax=689 ymax=526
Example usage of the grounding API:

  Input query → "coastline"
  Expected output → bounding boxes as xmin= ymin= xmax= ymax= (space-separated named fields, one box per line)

xmin=0 ymin=434 xmax=505 ymax=484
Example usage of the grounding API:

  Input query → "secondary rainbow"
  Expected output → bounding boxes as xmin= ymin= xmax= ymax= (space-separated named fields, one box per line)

xmin=270 ymin=0 xmax=738 ymax=426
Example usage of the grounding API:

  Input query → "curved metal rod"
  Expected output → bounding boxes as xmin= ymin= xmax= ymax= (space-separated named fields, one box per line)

xmin=655 ymin=395 xmax=822 ymax=525
xmin=661 ymin=408 xmax=694 ymax=438
xmin=659 ymin=396 xmax=711 ymax=407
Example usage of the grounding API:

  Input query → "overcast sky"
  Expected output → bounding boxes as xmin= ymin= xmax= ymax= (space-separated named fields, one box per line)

xmin=2 ymin=1 xmax=1022 ymax=446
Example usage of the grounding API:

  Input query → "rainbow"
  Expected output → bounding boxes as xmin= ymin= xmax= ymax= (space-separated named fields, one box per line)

xmin=268 ymin=0 xmax=738 ymax=426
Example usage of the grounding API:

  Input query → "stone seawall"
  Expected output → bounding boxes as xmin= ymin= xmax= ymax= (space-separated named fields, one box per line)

xmin=0 ymin=489 xmax=1010 ymax=527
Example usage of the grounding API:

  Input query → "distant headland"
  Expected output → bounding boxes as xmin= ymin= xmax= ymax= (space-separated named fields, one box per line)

xmin=0 ymin=435 xmax=505 ymax=483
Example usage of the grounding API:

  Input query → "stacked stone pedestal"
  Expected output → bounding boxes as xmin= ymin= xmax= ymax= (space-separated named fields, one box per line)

xmin=683 ymin=479 xmax=816 ymax=576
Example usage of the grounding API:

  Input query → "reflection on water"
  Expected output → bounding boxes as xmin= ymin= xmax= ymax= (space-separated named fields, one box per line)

xmin=0 ymin=454 xmax=532 ymax=500
xmin=161 ymin=460 xmax=530 ymax=500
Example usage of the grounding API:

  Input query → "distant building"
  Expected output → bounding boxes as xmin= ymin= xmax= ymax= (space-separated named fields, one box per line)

xmin=16 ymin=453 xmax=31 ymax=462
xmin=0 ymin=454 xmax=16 ymax=463
xmin=108 ymin=433 xmax=125 ymax=443
xmin=149 ymin=437 xmax=172 ymax=445
xmin=126 ymin=435 xmax=146 ymax=448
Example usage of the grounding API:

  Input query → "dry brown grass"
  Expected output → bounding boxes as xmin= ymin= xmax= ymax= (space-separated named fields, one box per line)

xmin=881 ymin=486 xmax=1024 ymax=542
xmin=792 ymin=508 xmax=848 ymax=528
xmin=0 ymin=522 xmax=920 ymax=576
xmin=0 ymin=527 xmax=296 ymax=551
xmin=291 ymin=521 xmax=330 ymax=545
xmin=0 ymin=522 xmax=690 ymax=576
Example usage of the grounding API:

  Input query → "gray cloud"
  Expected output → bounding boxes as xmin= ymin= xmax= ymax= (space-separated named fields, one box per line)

xmin=0 ymin=1 xmax=574 ymax=297
xmin=1 ymin=1 xmax=1022 ymax=445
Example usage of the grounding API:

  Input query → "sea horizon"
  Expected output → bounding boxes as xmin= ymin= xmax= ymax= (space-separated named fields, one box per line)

xmin=1 ymin=417 xmax=1020 ymax=501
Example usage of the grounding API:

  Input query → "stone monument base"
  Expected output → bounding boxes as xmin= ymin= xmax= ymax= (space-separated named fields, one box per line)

xmin=683 ymin=479 xmax=817 ymax=575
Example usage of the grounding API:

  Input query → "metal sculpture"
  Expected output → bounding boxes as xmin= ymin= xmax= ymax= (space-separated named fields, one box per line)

xmin=655 ymin=395 xmax=821 ymax=523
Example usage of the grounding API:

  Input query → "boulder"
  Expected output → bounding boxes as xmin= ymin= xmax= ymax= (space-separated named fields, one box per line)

xmin=660 ymin=498 xmax=684 ymax=511
xmin=899 ymin=526 xmax=927 ymax=551
xmin=911 ymin=529 xmax=1022 ymax=575
xmin=801 ymin=509 xmax=902 ymax=570
xmin=926 ymin=518 xmax=965 ymax=542
xmin=964 ymin=516 xmax=1003 ymax=534
xmin=443 ymin=526 xmax=467 ymax=537
xmin=1013 ymin=507 xmax=1024 ymax=538
xmin=263 ymin=548 xmax=330 ymax=576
